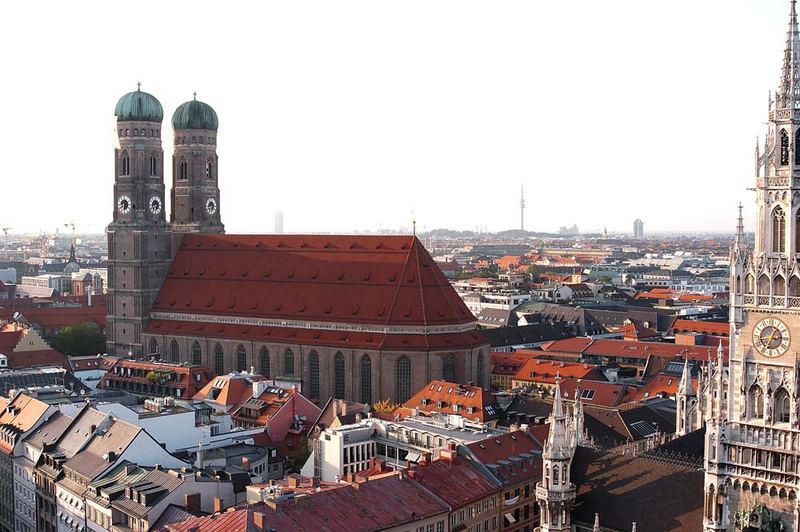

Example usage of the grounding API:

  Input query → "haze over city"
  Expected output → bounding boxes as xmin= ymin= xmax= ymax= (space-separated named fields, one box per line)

xmin=0 ymin=0 xmax=787 ymax=235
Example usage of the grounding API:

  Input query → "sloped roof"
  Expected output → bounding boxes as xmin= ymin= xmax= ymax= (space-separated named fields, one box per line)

xmin=402 ymin=380 xmax=499 ymax=423
xmin=152 ymin=234 xmax=475 ymax=328
xmin=570 ymin=448 xmax=703 ymax=530
xmin=193 ymin=373 xmax=267 ymax=409
xmin=512 ymin=358 xmax=602 ymax=385
xmin=670 ymin=318 xmax=729 ymax=337
xmin=409 ymin=455 xmax=499 ymax=507
xmin=482 ymin=323 xmax=572 ymax=348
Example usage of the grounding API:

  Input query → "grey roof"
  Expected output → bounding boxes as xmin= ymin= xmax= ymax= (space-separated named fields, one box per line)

xmin=25 ymin=411 xmax=73 ymax=451
xmin=63 ymin=418 xmax=141 ymax=480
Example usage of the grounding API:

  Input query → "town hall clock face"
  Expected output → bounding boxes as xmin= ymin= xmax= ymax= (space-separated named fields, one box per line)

xmin=205 ymin=198 xmax=217 ymax=215
xmin=117 ymin=195 xmax=131 ymax=214
xmin=752 ymin=317 xmax=791 ymax=358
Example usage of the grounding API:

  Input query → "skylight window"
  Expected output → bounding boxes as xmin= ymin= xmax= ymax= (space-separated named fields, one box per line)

xmin=580 ymin=389 xmax=595 ymax=400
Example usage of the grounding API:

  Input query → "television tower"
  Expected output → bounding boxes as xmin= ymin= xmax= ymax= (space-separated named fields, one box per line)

xmin=520 ymin=183 xmax=526 ymax=232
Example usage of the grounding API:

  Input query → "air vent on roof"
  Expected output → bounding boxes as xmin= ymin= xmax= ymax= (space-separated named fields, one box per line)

xmin=311 ymin=271 xmax=319 ymax=280
xmin=288 ymin=271 xmax=295 ymax=279
xmin=376 ymin=243 xmax=387 ymax=249
xmin=298 ymin=304 xmax=306 ymax=312
xmin=300 ymin=242 xmax=310 ymax=248
xmin=264 ymin=270 xmax=271 ymax=278
xmin=352 ymin=306 xmax=359 ymax=315
xmin=274 ymin=304 xmax=282 ymax=312
xmin=325 ymin=305 xmax=332 ymax=314
xmin=184 ymin=298 xmax=192 ymax=307
xmin=233 ymin=241 xmax=239 ymax=248
xmin=388 ymin=275 xmax=396 ymax=282
xmin=198 ymin=268 xmax=206 ymax=276
xmin=219 ymin=269 xmax=226 ymax=277
xmin=206 ymin=297 xmax=214 ymax=308
xmin=241 ymin=271 xmax=248 ymax=277
xmin=278 ymin=241 xmax=287 ymax=248
xmin=401 ymin=243 xmax=409 ymax=250
xmin=169 ymin=299 xmax=177 ymax=306
xmin=324 ymin=242 xmax=335 ymax=249
xmin=337 ymin=272 xmax=344 ymax=280
xmin=363 ymin=272 xmax=371 ymax=281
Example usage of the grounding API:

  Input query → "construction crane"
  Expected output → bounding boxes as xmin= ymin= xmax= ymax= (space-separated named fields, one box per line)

xmin=1 ymin=228 xmax=10 ymax=261
xmin=64 ymin=222 xmax=76 ymax=246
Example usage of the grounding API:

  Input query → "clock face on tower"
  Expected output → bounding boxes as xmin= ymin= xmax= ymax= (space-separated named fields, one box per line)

xmin=149 ymin=196 xmax=162 ymax=215
xmin=117 ymin=195 xmax=131 ymax=214
xmin=752 ymin=317 xmax=791 ymax=358
xmin=205 ymin=198 xmax=217 ymax=215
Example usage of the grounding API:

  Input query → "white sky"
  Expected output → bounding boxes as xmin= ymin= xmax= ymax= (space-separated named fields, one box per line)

xmin=0 ymin=1 xmax=790 ymax=235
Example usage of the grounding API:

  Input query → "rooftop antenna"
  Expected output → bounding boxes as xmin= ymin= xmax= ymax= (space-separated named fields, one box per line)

xmin=137 ymin=80 xmax=141 ymax=91
xmin=412 ymin=210 xmax=416 ymax=237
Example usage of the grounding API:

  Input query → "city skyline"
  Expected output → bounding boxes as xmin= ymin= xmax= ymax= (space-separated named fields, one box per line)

xmin=1 ymin=1 xmax=787 ymax=235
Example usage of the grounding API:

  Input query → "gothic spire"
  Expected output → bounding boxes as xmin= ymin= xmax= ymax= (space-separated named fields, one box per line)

xmin=735 ymin=203 xmax=744 ymax=246
xmin=779 ymin=0 xmax=800 ymax=109
xmin=678 ymin=358 xmax=693 ymax=396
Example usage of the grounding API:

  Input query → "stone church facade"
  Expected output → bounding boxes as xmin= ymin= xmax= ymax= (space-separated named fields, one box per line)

xmin=106 ymin=87 xmax=489 ymax=406
xmin=704 ymin=2 xmax=800 ymax=529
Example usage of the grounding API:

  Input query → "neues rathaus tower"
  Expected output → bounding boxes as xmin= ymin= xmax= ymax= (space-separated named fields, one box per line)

xmin=705 ymin=1 xmax=800 ymax=529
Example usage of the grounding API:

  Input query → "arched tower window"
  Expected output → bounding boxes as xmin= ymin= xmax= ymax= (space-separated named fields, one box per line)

xmin=781 ymin=129 xmax=790 ymax=165
xmin=259 ymin=346 xmax=269 ymax=378
xmin=775 ymin=274 xmax=786 ymax=296
xmin=396 ymin=355 xmax=412 ymax=403
xmin=795 ymin=130 xmax=800 ymax=165
xmin=213 ymin=343 xmax=224 ymax=375
xmin=191 ymin=341 xmax=202 ymax=366
xmin=179 ymin=160 xmax=188 ymax=180
xmin=206 ymin=160 xmax=214 ymax=180
xmin=773 ymin=206 xmax=786 ymax=253
xmin=169 ymin=340 xmax=179 ymax=362
xmin=308 ymin=351 xmax=320 ymax=400
xmin=149 ymin=338 xmax=158 ymax=355
xmin=477 ymin=351 xmax=486 ymax=387
xmin=334 ymin=352 xmax=346 ymax=399
xmin=284 ymin=348 xmax=295 ymax=376
xmin=776 ymin=388 xmax=791 ymax=423
xmin=443 ymin=354 xmax=456 ymax=382
xmin=790 ymin=276 xmax=800 ymax=296
xmin=236 ymin=344 xmax=247 ymax=372
xmin=758 ymin=274 xmax=771 ymax=295
xmin=750 ymin=384 xmax=764 ymax=419
xmin=121 ymin=152 xmax=130 ymax=176
xmin=150 ymin=155 xmax=158 ymax=177
xmin=360 ymin=354 xmax=372 ymax=405
xmin=553 ymin=465 xmax=560 ymax=486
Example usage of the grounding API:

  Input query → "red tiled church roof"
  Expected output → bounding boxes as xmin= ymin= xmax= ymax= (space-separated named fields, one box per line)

xmin=151 ymin=235 xmax=475 ymax=328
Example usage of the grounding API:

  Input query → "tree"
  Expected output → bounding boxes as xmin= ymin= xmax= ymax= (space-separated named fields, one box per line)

xmin=51 ymin=322 xmax=106 ymax=357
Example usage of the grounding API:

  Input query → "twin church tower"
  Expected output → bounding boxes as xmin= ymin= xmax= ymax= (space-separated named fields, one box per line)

xmin=106 ymin=86 xmax=224 ymax=356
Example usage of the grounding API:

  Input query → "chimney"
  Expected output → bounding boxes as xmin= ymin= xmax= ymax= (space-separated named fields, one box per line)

xmin=213 ymin=496 xmax=224 ymax=513
xmin=253 ymin=512 xmax=268 ymax=530
xmin=184 ymin=492 xmax=201 ymax=515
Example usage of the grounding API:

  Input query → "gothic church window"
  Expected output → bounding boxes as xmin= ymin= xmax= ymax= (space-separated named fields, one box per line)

xmin=309 ymin=351 xmax=320 ymax=399
xmin=746 ymin=274 xmax=755 ymax=294
xmin=284 ymin=348 xmax=295 ymax=376
xmin=443 ymin=354 xmax=456 ymax=382
xmin=773 ymin=206 xmax=787 ymax=253
xmin=191 ymin=341 xmax=202 ymax=366
xmin=214 ymin=343 xmax=224 ymax=375
xmin=170 ymin=340 xmax=179 ymax=362
xmin=750 ymin=384 xmax=764 ymax=419
xmin=781 ymin=129 xmax=790 ymax=165
xmin=334 ymin=352 xmax=345 ymax=398
xmin=259 ymin=346 xmax=269 ymax=378
xmin=150 ymin=155 xmax=157 ymax=177
xmin=236 ymin=344 xmax=246 ymax=372
xmin=776 ymin=388 xmax=791 ymax=423
xmin=361 ymin=354 xmax=372 ymax=404
xmin=759 ymin=274 xmax=771 ymax=295
xmin=397 ymin=355 xmax=412 ymax=403
xmin=206 ymin=161 xmax=213 ymax=180
xmin=149 ymin=338 xmax=158 ymax=355
xmin=791 ymin=276 xmax=800 ymax=296
xmin=179 ymin=160 xmax=188 ymax=180
xmin=121 ymin=152 xmax=130 ymax=176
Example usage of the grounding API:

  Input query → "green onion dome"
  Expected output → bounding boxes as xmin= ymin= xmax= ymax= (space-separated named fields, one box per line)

xmin=172 ymin=94 xmax=218 ymax=130
xmin=114 ymin=84 xmax=164 ymax=122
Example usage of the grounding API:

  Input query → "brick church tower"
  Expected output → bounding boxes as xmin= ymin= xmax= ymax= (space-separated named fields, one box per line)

xmin=106 ymin=85 xmax=172 ymax=356
xmin=169 ymin=93 xmax=224 ymax=252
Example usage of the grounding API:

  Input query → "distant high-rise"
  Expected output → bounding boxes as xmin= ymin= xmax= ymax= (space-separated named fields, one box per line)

xmin=633 ymin=218 xmax=644 ymax=238
xmin=520 ymin=183 xmax=526 ymax=232
xmin=274 ymin=211 xmax=284 ymax=234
